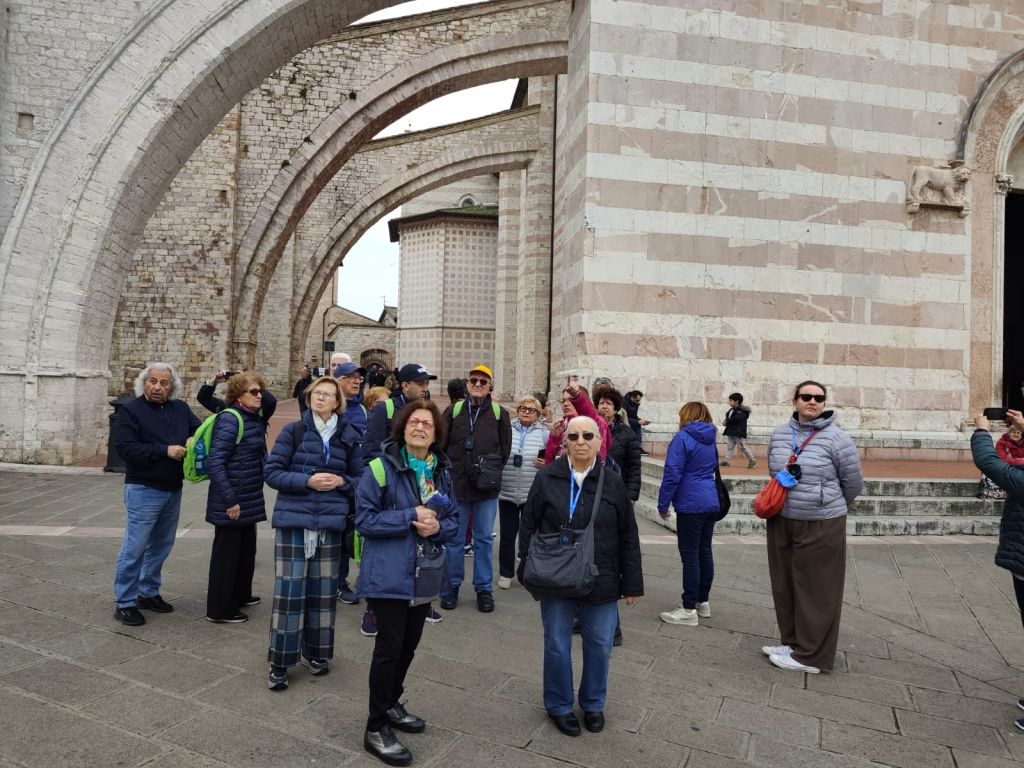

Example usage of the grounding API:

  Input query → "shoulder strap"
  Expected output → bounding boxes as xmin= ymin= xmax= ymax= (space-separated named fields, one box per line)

xmin=369 ymin=457 xmax=387 ymax=488
xmin=221 ymin=408 xmax=244 ymax=444
xmin=492 ymin=402 xmax=501 ymax=420
xmin=360 ymin=404 xmax=368 ymax=418
xmin=584 ymin=466 xmax=606 ymax=532
xmin=791 ymin=429 xmax=819 ymax=459
xmin=453 ymin=400 xmax=464 ymax=419
xmin=292 ymin=420 xmax=306 ymax=447
xmin=385 ymin=399 xmax=395 ymax=420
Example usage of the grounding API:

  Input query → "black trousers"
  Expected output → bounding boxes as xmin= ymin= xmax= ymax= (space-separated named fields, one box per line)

xmin=1014 ymin=576 xmax=1024 ymax=629
xmin=367 ymin=599 xmax=429 ymax=731
xmin=498 ymin=499 xmax=525 ymax=578
xmin=206 ymin=523 xmax=257 ymax=619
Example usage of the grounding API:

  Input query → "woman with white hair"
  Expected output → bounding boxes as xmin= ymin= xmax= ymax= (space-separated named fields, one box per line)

xmin=517 ymin=415 xmax=643 ymax=737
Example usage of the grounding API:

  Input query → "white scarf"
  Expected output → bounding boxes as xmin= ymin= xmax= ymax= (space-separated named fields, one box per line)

xmin=305 ymin=412 xmax=338 ymax=558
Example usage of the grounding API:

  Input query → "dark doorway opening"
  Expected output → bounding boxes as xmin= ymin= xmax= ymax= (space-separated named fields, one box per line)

xmin=1004 ymin=192 xmax=1024 ymax=410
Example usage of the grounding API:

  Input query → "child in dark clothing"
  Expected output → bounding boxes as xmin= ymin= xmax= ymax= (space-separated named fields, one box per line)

xmin=721 ymin=392 xmax=756 ymax=469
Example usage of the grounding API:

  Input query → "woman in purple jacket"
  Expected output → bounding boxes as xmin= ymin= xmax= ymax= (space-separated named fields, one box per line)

xmin=657 ymin=402 xmax=720 ymax=627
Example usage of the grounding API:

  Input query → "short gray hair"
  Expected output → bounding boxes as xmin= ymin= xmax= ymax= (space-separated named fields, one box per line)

xmin=567 ymin=416 xmax=601 ymax=443
xmin=134 ymin=362 xmax=183 ymax=399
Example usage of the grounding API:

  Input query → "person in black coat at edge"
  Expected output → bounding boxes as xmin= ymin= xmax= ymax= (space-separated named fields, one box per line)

xmin=517 ymin=415 xmax=643 ymax=738
xmin=203 ymin=371 xmax=271 ymax=623
xmin=623 ymin=390 xmax=650 ymax=454
xmin=292 ymin=365 xmax=314 ymax=413
xmin=972 ymin=408 xmax=1024 ymax=733
xmin=198 ymin=369 xmax=279 ymax=420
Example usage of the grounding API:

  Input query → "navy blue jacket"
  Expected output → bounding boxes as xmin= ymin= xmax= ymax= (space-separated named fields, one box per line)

xmin=264 ymin=410 xmax=366 ymax=531
xmin=204 ymin=405 xmax=268 ymax=527
xmin=114 ymin=396 xmax=202 ymax=491
xmin=346 ymin=395 xmax=368 ymax=437
xmin=658 ymin=421 xmax=720 ymax=515
xmin=972 ymin=430 xmax=1024 ymax=576
xmin=355 ymin=440 xmax=459 ymax=600
xmin=363 ymin=393 xmax=410 ymax=459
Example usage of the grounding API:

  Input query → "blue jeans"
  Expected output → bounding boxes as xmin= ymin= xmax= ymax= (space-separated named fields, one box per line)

xmin=114 ymin=484 xmax=182 ymax=607
xmin=540 ymin=598 xmax=618 ymax=714
xmin=442 ymin=497 xmax=497 ymax=599
xmin=676 ymin=511 xmax=716 ymax=609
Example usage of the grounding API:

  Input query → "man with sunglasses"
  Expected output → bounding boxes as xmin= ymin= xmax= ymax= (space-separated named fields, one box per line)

xmin=440 ymin=365 xmax=512 ymax=612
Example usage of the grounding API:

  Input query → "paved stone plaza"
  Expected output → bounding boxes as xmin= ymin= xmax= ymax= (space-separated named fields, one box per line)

xmin=1 ymin=466 xmax=1024 ymax=767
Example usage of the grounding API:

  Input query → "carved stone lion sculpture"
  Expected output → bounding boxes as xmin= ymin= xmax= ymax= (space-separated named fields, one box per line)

xmin=906 ymin=165 xmax=971 ymax=213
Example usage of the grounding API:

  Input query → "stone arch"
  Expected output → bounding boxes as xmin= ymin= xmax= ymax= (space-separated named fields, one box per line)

xmin=961 ymin=48 xmax=1024 ymax=412
xmin=232 ymin=30 xmax=568 ymax=363
xmin=288 ymin=143 xmax=538 ymax=379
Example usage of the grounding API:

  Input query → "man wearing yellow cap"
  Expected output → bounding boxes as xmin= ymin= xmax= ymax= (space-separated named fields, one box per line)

xmin=439 ymin=365 xmax=512 ymax=612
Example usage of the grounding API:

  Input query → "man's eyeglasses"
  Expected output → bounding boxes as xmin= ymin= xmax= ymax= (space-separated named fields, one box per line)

xmin=797 ymin=393 xmax=826 ymax=403
xmin=246 ymin=387 xmax=263 ymax=397
xmin=517 ymin=406 xmax=538 ymax=414
xmin=311 ymin=390 xmax=337 ymax=400
xmin=566 ymin=432 xmax=596 ymax=442
xmin=408 ymin=418 xmax=435 ymax=429
xmin=468 ymin=377 xmax=489 ymax=386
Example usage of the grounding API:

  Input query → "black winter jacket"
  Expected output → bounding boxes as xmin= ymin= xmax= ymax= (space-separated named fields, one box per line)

xmin=363 ymin=393 xmax=411 ymax=460
xmin=518 ymin=458 xmax=643 ymax=604
xmin=608 ymin=419 xmax=642 ymax=501
xmin=972 ymin=430 xmax=1024 ymax=576
xmin=204 ymin=405 xmax=268 ymax=526
xmin=114 ymin=397 xmax=202 ymax=491
xmin=442 ymin=397 xmax=512 ymax=503
xmin=723 ymin=405 xmax=750 ymax=438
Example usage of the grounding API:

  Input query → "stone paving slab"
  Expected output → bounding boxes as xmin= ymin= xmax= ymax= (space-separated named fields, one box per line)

xmin=1 ymin=469 xmax=1024 ymax=767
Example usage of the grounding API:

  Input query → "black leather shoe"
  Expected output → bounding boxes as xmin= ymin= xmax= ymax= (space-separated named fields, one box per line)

xmin=387 ymin=702 xmax=426 ymax=733
xmin=364 ymin=724 xmax=412 ymax=766
xmin=583 ymin=711 xmax=605 ymax=733
xmin=136 ymin=595 xmax=173 ymax=613
xmin=613 ymin=628 xmax=623 ymax=647
xmin=114 ymin=607 xmax=145 ymax=626
xmin=476 ymin=591 xmax=494 ymax=613
xmin=548 ymin=712 xmax=581 ymax=737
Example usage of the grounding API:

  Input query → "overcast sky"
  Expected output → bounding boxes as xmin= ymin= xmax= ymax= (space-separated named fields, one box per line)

xmin=334 ymin=1 xmax=518 ymax=320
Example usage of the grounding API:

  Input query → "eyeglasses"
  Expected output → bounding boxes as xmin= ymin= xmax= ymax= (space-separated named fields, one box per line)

xmin=246 ymin=387 xmax=263 ymax=397
xmin=566 ymin=432 xmax=596 ymax=442
xmin=311 ymin=390 xmax=337 ymax=400
xmin=797 ymin=393 xmax=826 ymax=403
xmin=468 ymin=377 xmax=489 ymax=386
xmin=408 ymin=418 xmax=434 ymax=429
xmin=517 ymin=406 xmax=538 ymax=414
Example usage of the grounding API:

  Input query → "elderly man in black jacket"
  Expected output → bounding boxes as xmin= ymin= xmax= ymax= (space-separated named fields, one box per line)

xmin=518 ymin=415 xmax=643 ymax=737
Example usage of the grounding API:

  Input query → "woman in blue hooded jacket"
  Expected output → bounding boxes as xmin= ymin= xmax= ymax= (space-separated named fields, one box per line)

xmin=263 ymin=376 xmax=365 ymax=692
xmin=657 ymin=401 xmax=720 ymax=627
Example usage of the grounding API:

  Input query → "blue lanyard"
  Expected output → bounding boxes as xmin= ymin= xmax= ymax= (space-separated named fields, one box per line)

xmin=568 ymin=474 xmax=584 ymax=521
xmin=790 ymin=427 xmax=816 ymax=457
xmin=467 ymin=399 xmax=480 ymax=433
xmin=516 ymin=426 xmax=528 ymax=454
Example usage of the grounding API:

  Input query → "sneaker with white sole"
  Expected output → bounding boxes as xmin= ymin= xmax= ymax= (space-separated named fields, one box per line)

xmin=769 ymin=652 xmax=819 ymax=673
xmin=761 ymin=644 xmax=792 ymax=657
xmin=497 ymin=576 xmax=512 ymax=590
xmin=696 ymin=602 xmax=711 ymax=618
xmin=1018 ymin=698 xmax=1024 ymax=712
xmin=425 ymin=606 xmax=443 ymax=624
xmin=1016 ymin=718 xmax=1024 ymax=733
xmin=659 ymin=606 xmax=699 ymax=626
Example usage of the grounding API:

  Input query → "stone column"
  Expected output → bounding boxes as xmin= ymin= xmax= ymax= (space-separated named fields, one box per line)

xmin=494 ymin=169 xmax=524 ymax=400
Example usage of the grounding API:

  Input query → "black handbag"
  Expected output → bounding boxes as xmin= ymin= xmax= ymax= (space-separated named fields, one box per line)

xmin=471 ymin=453 xmax=503 ymax=492
xmin=522 ymin=467 xmax=605 ymax=599
xmin=714 ymin=465 xmax=731 ymax=522
xmin=341 ymin=512 xmax=356 ymax=558
xmin=411 ymin=535 xmax=445 ymax=604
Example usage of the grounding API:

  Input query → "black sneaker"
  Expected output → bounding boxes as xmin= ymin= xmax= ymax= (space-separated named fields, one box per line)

xmin=136 ymin=595 xmax=173 ymax=613
xmin=268 ymin=666 xmax=288 ymax=691
xmin=476 ymin=591 xmax=494 ymax=613
xmin=241 ymin=595 xmax=261 ymax=606
xmin=361 ymin=609 xmax=378 ymax=637
xmin=114 ymin=607 xmax=145 ymax=626
xmin=206 ymin=611 xmax=248 ymax=624
xmin=303 ymin=657 xmax=330 ymax=676
xmin=425 ymin=606 xmax=443 ymax=624
xmin=337 ymin=581 xmax=359 ymax=605
xmin=364 ymin=724 xmax=411 ymax=766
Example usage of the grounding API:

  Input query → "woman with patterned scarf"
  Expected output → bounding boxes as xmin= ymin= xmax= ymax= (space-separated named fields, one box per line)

xmin=355 ymin=399 xmax=459 ymax=766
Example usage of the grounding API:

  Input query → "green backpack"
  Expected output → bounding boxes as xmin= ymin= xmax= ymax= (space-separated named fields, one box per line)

xmin=183 ymin=408 xmax=244 ymax=483
xmin=452 ymin=400 xmax=502 ymax=420
xmin=352 ymin=457 xmax=390 ymax=564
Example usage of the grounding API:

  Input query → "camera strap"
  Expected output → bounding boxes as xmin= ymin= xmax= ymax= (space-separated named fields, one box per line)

xmin=788 ymin=428 xmax=819 ymax=462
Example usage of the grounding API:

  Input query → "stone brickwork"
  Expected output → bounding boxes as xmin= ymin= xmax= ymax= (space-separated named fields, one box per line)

xmin=323 ymin=306 xmax=396 ymax=372
xmin=401 ymin=177 xmax=499 ymax=218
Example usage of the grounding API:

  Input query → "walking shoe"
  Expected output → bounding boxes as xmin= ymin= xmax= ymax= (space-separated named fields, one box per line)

xmin=464 ymin=544 xmax=474 ymax=557
xmin=337 ymin=581 xmax=359 ymax=605
xmin=696 ymin=601 xmax=711 ymax=618
xmin=425 ymin=606 xmax=443 ymax=624
xmin=1018 ymin=698 xmax=1024 ymax=712
xmin=267 ymin=666 xmax=288 ymax=691
xmin=241 ymin=595 xmax=261 ymax=606
xmin=361 ymin=609 xmax=378 ymax=637
xmin=747 ymin=458 xmax=757 ymax=469
xmin=1016 ymin=718 xmax=1024 ymax=733
xmin=303 ymin=657 xmax=330 ymax=676
xmin=136 ymin=595 xmax=173 ymax=613
xmin=761 ymin=644 xmax=792 ymax=657
xmin=660 ymin=606 xmax=699 ymax=626
xmin=719 ymin=460 xmax=730 ymax=467
xmin=206 ymin=611 xmax=248 ymax=623
xmin=364 ymin=724 xmax=412 ymax=766
xmin=114 ymin=607 xmax=145 ymax=626
xmin=497 ymin=576 xmax=512 ymax=590
xmin=476 ymin=591 xmax=494 ymax=613
xmin=613 ymin=627 xmax=623 ymax=647
xmin=440 ymin=596 xmax=457 ymax=610
xmin=769 ymin=652 xmax=819 ymax=673
xmin=583 ymin=711 xmax=605 ymax=733
xmin=387 ymin=702 xmax=426 ymax=733
xmin=548 ymin=712 xmax=581 ymax=737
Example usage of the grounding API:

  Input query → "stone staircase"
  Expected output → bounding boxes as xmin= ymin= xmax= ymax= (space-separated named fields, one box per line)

xmin=637 ymin=459 xmax=1003 ymax=535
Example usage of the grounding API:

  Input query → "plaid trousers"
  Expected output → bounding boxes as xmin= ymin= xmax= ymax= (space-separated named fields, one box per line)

xmin=267 ymin=528 xmax=341 ymax=669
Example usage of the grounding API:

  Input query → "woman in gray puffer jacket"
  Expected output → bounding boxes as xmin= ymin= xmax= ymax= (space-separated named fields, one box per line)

xmin=763 ymin=380 xmax=862 ymax=674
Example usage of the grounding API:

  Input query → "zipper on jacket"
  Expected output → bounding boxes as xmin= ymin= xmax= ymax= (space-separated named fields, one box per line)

xmin=819 ymin=481 xmax=824 ymax=506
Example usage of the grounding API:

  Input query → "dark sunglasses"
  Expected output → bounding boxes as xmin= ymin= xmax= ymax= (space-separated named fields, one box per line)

xmin=797 ymin=393 xmax=825 ymax=403
xmin=566 ymin=432 xmax=596 ymax=442
xmin=468 ymin=377 xmax=489 ymax=386
xmin=246 ymin=388 xmax=263 ymax=397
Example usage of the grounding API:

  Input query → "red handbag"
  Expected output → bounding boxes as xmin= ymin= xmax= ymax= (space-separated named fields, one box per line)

xmin=753 ymin=430 xmax=819 ymax=520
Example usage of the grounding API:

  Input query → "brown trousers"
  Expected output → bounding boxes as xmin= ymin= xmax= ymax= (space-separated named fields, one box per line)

xmin=766 ymin=515 xmax=846 ymax=670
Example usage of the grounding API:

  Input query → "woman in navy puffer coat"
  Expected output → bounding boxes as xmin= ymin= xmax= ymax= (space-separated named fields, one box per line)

xmin=657 ymin=402 xmax=720 ymax=627
xmin=263 ymin=377 xmax=365 ymax=692
xmin=204 ymin=371 xmax=270 ymax=623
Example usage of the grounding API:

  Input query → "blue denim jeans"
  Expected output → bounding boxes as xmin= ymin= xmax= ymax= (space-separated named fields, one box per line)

xmin=442 ymin=497 xmax=497 ymax=599
xmin=676 ymin=511 xmax=716 ymax=609
xmin=540 ymin=597 xmax=618 ymax=714
xmin=114 ymin=484 xmax=182 ymax=607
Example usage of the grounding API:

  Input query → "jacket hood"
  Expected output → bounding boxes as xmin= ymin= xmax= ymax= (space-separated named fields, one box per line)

xmin=788 ymin=410 xmax=837 ymax=431
xmin=739 ymin=404 xmax=752 ymax=413
xmin=684 ymin=421 xmax=718 ymax=444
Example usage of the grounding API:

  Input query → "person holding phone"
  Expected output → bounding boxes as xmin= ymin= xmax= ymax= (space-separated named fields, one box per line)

xmin=263 ymin=376 xmax=365 ymax=691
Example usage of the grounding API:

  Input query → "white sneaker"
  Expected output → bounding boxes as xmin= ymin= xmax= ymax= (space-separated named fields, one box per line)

xmin=761 ymin=644 xmax=792 ymax=657
xmin=769 ymin=652 xmax=819 ymax=673
xmin=659 ymin=606 xmax=699 ymax=626
xmin=696 ymin=602 xmax=711 ymax=618
xmin=497 ymin=576 xmax=512 ymax=590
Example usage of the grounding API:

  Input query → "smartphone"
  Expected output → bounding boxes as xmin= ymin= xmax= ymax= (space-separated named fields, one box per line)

xmin=537 ymin=448 xmax=547 ymax=459
xmin=984 ymin=407 xmax=1008 ymax=420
